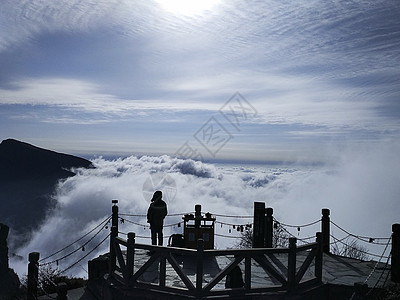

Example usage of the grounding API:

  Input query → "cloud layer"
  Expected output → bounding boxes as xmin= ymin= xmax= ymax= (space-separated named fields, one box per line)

xmin=9 ymin=142 xmax=400 ymax=277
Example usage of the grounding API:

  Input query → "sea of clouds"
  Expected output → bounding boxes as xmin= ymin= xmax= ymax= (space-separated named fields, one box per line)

xmin=9 ymin=143 xmax=400 ymax=278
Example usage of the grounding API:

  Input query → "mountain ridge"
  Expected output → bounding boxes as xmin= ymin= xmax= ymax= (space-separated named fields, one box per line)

xmin=0 ymin=138 xmax=93 ymax=180
xmin=0 ymin=139 xmax=93 ymax=246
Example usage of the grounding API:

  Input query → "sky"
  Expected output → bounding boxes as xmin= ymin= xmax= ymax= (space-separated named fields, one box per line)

xmin=1 ymin=0 xmax=400 ymax=163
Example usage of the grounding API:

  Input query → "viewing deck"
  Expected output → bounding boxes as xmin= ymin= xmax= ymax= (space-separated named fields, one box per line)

xmin=81 ymin=237 xmax=392 ymax=300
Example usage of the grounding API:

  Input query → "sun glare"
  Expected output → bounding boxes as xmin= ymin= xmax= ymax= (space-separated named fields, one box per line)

xmin=156 ymin=0 xmax=221 ymax=16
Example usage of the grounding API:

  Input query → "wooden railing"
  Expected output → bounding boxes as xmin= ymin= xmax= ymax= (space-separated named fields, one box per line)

xmin=109 ymin=227 xmax=323 ymax=298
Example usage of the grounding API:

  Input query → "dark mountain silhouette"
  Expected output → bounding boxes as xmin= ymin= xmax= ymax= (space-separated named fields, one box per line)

xmin=0 ymin=139 xmax=93 ymax=246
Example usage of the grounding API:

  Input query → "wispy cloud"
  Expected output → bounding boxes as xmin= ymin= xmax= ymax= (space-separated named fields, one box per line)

xmin=1 ymin=0 xmax=399 ymax=155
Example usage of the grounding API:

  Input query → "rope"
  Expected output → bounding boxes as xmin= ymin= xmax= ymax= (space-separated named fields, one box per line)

xmin=122 ymin=218 xmax=150 ymax=228
xmin=119 ymin=212 xmax=191 ymax=217
xmin=121 ymin=217 xmax=182 ymax=228
xmin=367 ymin=252 xmax=391 ymax=294
xmin=274 ymin=217 xmax=321 ymax=229
xmin=38 ymin=268 xmax=58 ymax=288
xmin=40 ymin=220 xmax=110 ymax=266
xmin=276 ymin=223 xmax=315 ymax=245
xmin=60 ymin=232 xmax=110 ymax=274
xmin=331 ymin=235 xmax=390 ymax=260
xmin=37 ymin=267 xmax=58 ymax=299
xmin=215 ymin=233 xmax=243 ymax=239
xmin=330 ymin=234 xmax=351 ymax=245
xmin=331 ymin=220 xmax=391 ymax=245
xmin=364 ymin=236 xmax=392 ymax=284
xmin=209 ymin=213 xmax=253 ymax=218
xmin=215 ymin=220 xmax=253 ymax=227
xmin=39 ymin=215 xmax=111 ymax=262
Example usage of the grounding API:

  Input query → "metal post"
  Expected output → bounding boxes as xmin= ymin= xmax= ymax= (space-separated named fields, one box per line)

xmin=27 ymin=252 xmax=40 ymax=300
xmin=321 ymin=208 xmax=330 ymax=253
xmin=253 ymin=202 xmax=265 ymax=248
xmin=315 ymin=232 xmax=323 ymax=282
xmin=265 ymin=207 xmax=273 ymax=248
xmin=287 ymin=237 xmax=297 ymax=291
xmin=196 ymin=239 xmax=204 ymax=297
xmin=392 ymin=223 xmax=400 ymax=283
xmin=127 ymin=232 xmax=135 ymax=282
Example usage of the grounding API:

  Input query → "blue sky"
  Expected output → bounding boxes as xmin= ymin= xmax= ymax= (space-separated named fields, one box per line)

xmin=0 ymin=0 xmax=399 ymax=163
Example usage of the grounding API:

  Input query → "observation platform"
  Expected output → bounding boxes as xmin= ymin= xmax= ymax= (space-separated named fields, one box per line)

xmin=32 ymin=202 xmax=398 ymax=300
xmin=80 ymin=248 xmax=392 ymax=300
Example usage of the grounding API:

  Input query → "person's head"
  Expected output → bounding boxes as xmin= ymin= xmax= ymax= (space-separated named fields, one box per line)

xmin=151 ymin=190 xmax=162 ymax=202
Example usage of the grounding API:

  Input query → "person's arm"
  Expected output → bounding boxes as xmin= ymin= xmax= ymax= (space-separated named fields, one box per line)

xmin=163 ymin=202 xmax=168 ymax=218
xmin=147 ymin=205 xmax=153 ymax=223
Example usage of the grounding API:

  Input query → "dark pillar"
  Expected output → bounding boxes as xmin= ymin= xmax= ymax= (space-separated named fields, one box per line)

xmin=127 ymin=232 xmax=135 ymax=282
xmin=195 ymin=204 xmax=201 ymax=228
xmin=321 ymin=208 xmax=330 ymax=253
xmin=253 ymin=202 xmax=265 ymax=248
xmin=109 ymin=200 xmax=119 ymax=274
xmin=109 ymin=226 xmax=118 ymax=274
xmin=27 ymin=252 xmax=40 ymax=300
xmin=315 ymin=232 xmax=323 ymax=282
xmin=111 ymin=199 xmax=119 ymax=230
xmin=287 ymin=237 xmax=297 ymax=291
xmin=265 ymin=207 xmax=273 ymax=248
xmin=392 ymin=223 xmax=400 ymax=283
xmin=196 ymin=239 xmax=204 ymax=298
xmin=0 ymin=223 xmax=9 ymax=272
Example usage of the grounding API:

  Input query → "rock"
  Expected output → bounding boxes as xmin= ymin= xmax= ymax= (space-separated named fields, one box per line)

xmin=0 ymin=223 xmax=20 ymax=298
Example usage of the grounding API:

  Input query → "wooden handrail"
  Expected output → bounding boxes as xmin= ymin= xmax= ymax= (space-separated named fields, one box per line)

xmin=109 ymin=232 xmax=324 ymax=298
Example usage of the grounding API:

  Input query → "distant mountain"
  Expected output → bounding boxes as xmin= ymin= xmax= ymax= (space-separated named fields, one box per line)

xmin=0 ymin=139 xmax=93 ymax=246
xmin=0 ymin=139 xmax=92 ymax=180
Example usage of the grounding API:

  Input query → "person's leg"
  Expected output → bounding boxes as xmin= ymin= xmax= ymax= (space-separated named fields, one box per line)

xmin=151 ymin=228 xmax=157 ymax=245
xmin=157 ymin=228 xmax=163 ymax=246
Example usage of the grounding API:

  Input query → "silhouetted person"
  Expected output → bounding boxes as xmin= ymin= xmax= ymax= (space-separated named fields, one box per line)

xmin=147 ymin=191 xmax=167 ymax=246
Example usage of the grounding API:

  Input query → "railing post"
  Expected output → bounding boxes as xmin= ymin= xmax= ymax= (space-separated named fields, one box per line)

xmin=321 ymin=208 xmax=330 ymax=254
xmin=127 ymin=232 xmax=135 ymax=283
xmin=315 ymin=232 xmax=323 ymax=282
xmin=160 ymin=255 xmax=166 ymax=287
xmin=109 ymin=200 xmax=119 ymax=275
xmin=392 ymin=223 xmax=400 ymax=283
xmin=253 ymin=202 xmax=265 ymax=248
xmin=196 ymin=239 xmax=204 ymax=297
xmin=287 ymin=237 xmax=297 ymax=291
xmin=112 ymin=199 xmax=119 ymax=230
xmin=109 ymin=226 xmax=118 ymax=274
xmin=244 ymin=256 xmax=251 ymax=291
xmin=265 ymin=207 xmax=273 ymax=248
xmin=27 ymin=252 xmax=40 ymax=300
